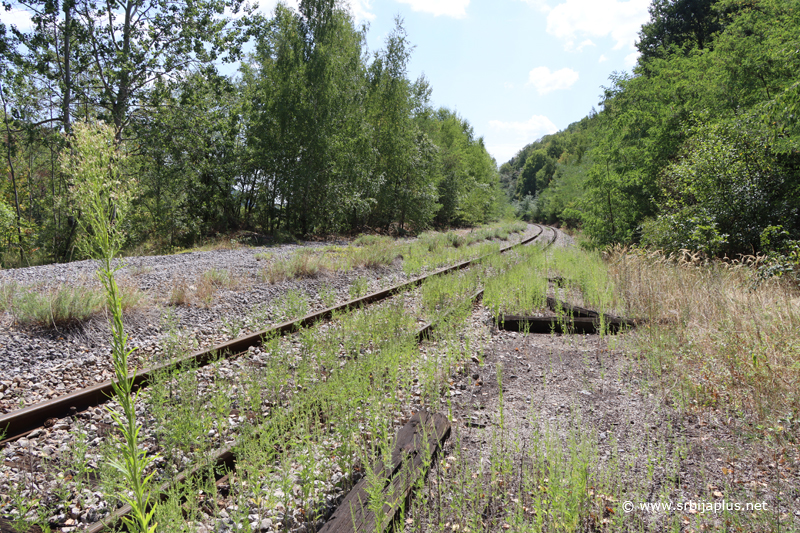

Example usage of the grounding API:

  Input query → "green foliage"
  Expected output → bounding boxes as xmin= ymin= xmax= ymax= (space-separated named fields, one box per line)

xmin=516 ymin=149 xmax=556 ymax=199
xmin=757 ymin=225 xmax=800 ymax=285
xmin=647 ymin=116 xmax=800 ymax=254
xmin=422 ymin=108 xmax=503 ymax=226
xmin=498 ymin=0 xmax=800 ymax=255
xmin=500 ymin=115 xmax=598 ymax=229
xmin=636 ymin=0 xmax=723 ymax=62
xmin=60 ymin=120 xmax=157 ymax=533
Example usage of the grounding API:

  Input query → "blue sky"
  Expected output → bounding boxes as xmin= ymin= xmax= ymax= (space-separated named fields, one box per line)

xmin=4 ymin=0 xmax=653 ymax=165
xmin=264 ymin=0 xmax=653 ymax=164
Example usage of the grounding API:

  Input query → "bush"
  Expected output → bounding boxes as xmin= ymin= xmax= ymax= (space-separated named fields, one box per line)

xmin=757 ymin=225 xmax=800 ymax=286
xmin=640 ymin=207 xmax=728 ymax=257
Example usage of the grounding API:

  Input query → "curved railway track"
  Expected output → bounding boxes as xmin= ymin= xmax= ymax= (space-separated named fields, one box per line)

xmin=0 ymin=225 xmax=550 ymax=445
xmin=1 ymin=224 xmax=563 ymax=533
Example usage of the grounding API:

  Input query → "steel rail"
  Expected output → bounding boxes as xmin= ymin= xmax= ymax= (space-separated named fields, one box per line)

xmin=0 ymin=226 xmax=545 ymax=444
xmin=84 ymin=225 xmax=558 ymax=533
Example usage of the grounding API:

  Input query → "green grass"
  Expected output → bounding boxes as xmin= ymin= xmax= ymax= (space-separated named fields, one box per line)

xmin=6 ymin=283 xmax=144 ymax=327
xmin=485 ymin=250 xmax=548 ymax=317
xmin=259 ymin=222 xmax=529 ymax=283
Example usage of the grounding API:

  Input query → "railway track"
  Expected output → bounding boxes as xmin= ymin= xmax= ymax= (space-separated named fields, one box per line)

xmin=1 ymin=224 xmax=562 ymax=533
xmin=0 ymin=225 xmax=547 ymax=444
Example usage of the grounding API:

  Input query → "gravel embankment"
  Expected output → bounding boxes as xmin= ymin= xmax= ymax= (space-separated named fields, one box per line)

xmin=0 ymin=240 xmax=401 ymax=413
xmin=0 ymin=226 xmax=541 ymax=413
xmin=0 ymin=225 xmax=545 ymax=533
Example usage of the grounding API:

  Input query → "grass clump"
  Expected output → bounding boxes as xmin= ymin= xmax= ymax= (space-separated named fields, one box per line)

xmin=262 ymin=250 xmax=325 ymax=284
xmin=8 ymin=284 xmax=143 ymax=327
xmin=484 ymin=246 xmax=548 ymax=317
xmin=353 ymin=234 xmax=393 ymax=247
xmin=196 ymin=268 xmax=237 ymax=306
xmin=167 ymin=278 xmax=190 ymax=306
xmin=0 ymin=281 xmax=19 ymax=312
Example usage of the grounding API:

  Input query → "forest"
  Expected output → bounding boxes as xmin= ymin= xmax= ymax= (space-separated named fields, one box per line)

xmin=502 ymin=0 xmax=800 ymax=260
xmin=3 ymin=0 xmax=800 ymax=269
xmin=0 ymin=0 xmax=505 ymax=267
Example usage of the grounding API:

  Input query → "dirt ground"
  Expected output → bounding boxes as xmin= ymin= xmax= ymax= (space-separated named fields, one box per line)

xmin=416 ymin=312 xmax=800 ymax=532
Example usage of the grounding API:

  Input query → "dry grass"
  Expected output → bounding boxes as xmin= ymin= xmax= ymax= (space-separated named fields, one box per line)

xmin=262 ymin=251 xmax=327 ymax=284
xmin=607 ymin=247 xmax=800 ymax=429
xmin=167 ymin=278 xmax=190 ymax=306
xmin=167 ymin=269 xmax=239 ymax=307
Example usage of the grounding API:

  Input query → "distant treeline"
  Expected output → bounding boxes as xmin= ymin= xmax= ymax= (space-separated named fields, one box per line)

xmin=0 ymin=0 xmax=505 ymax=267
xmin=502 ymin=0 xmax=800 ymax=257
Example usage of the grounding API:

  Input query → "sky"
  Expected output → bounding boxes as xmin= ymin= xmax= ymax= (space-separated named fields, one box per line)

xmin=261 ymin=0 xmax=653 ymax=164
xmin=4 ymin=0 xmax=653 ymax=165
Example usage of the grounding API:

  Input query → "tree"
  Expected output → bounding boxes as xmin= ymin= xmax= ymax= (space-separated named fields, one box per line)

xmin=70 ymin=0 xmax=253 ymax=138
xmin=516 ymin=150 xmax=552 ymax=198
xmin=368 ymin=17 xmax=438 ymax=233
xmin=649 ymin=115 xmax=800 ymax=254
xmin=244 ymin=0 xmax=372 ymax=235
xmin=637 ymin=0 xmax=722 ymax=62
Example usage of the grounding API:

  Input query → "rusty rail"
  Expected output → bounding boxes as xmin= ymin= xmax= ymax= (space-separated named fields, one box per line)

xmin=0 ymin=226 xmax=544 ymax=444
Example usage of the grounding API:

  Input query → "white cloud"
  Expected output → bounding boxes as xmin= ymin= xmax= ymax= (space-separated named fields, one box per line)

xmin=598 ymin=54 xmax=609 ymax=62
xmin=624 ymin=50 xmax=640 ymax=66
xmin=4 ymin=7 xmax=34 ymax=30
xmin=504 ymin=82 xmax=515 ymax=89
xmin=544 ymin=0 xmax=650 ymax=51
xmin=257 ymin=0 xmax=301 ymax=16
xmin=486 ymin=144 xmax=528 ymax=165
xmin=487 ymin=114 xmax=559 ymax=162
xmin=395 ymin=0 xmax=469 ymax=18
xmin=489 ymin=115 xmax=558 ymax=141
xmin=526 ymin=66 xmax=579 ymax=95
xmin=565 ymin=38 xmax=596 ymax=52
xmin=348 ymin=0 xmax=375 ymax=21
xmin=518 ymin=0 xmax=551 ymax=13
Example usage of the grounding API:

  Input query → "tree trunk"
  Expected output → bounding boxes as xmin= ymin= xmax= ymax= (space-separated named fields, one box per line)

xmin=0 ymin=82 xmax=25 ymax=264
xmin=62 ymin=0 xmax=73 ymax=134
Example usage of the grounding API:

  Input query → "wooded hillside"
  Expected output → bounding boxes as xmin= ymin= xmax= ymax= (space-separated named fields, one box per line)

xmin=502 ymin=0 xmax=800 ymax=258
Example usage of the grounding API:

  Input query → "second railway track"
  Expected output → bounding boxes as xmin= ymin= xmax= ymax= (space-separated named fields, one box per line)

xmin=0 ymin=225 xmax=548 ymax=444
xmin=1 ymin=224 xmax=563 ymax=533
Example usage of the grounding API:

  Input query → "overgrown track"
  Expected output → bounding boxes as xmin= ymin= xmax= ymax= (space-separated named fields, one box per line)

xmin=83 ymin=224 xmax=562 ymax=533
xmin=0 ymin=226 xmax=547 ymax=445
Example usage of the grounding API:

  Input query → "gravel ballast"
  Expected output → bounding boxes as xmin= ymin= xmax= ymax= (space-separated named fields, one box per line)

xmin=0 ymin=225 xmax=552 ymax=533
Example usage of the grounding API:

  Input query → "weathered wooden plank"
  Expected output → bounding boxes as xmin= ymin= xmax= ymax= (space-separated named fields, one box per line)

xmin=319 ymin=411 xmax=450 ymax=533
xmin=545 ymin=296 xmax=630 ymax=324
xmin=497 ymin=314 xmax=636 ymax=334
